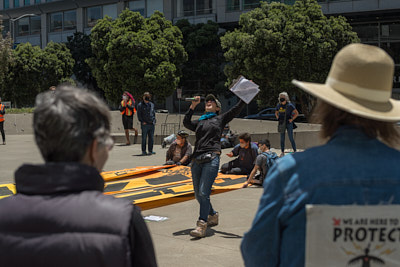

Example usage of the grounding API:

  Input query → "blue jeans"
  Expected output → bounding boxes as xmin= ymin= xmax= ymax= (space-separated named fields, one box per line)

xmin=280 ymin=122 xmax=296 ymax=152
xmin=141 ymin=124 xmax=154 ymax=153
xmin=191 ymin=155 xmax=220 ymax=221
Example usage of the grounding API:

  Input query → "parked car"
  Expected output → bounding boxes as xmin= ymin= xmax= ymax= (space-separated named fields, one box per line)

xmin=244 ymin=108 xmax=307 ymax=122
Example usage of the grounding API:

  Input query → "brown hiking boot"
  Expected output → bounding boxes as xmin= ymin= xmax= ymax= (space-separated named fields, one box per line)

xmin=207 ymin=212 xmax=219 ymax=227
xmin=190 ymin=220 xmax=207 ymax=238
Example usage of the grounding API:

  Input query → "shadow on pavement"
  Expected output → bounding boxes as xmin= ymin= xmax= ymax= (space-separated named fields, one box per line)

xmin=172 ymin=228 xmax=243 ymax=240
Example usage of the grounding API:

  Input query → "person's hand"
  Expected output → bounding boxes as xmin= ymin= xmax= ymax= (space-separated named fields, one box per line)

xmin=190 ymin=96 xmax=201 ymax=110
xmin=226 ymin=152 xmax=234 ymax=157
xmin=142 ymin=122 xmax=147 ymax=125
xmin=289 ymin=119 xmax=293 ymax=123
xmin=242 ymin=182 xmax=249 ymax=188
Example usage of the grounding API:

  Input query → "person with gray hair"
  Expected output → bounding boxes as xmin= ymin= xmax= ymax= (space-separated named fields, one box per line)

xmin=275 ymin=91 xmax=299 ymax=157
xmin=0 ymin=86 xmax=157 ymax=267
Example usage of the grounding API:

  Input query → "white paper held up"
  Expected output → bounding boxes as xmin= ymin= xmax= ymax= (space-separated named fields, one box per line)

xmin=229 ymin=75 xmax=260 ymax=104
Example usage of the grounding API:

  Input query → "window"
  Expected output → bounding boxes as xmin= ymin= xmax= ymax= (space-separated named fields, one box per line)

xmin=17 ymin=17 xmax=29 ymax=36
xmin=63 ymin=10 xmax=77 ymax=31
xmin=14 ymin=0 xmax=19 ymax=8
xmin=146 ymin=0 xmax=163 ymax=17
xmin=103 ymin=4 xmax=118 ymax=19
xmin=50 ymin=12 xmax=63 ymax=32
xmin=176 ymin=0 xmax=214 ymax=17
xmin=2 ymin=20 xmax=10 ymax=37
xmin=352 ymin=24 xmax=379 ymax=43
xmin=86 ymin=5 xmax=118 ymax=27
xmin=35 ymin=0 xmax=41 ymax=3
xmin=243 ymin=0 xmax=260 ymax=9
xmin=4 ymin=0 xmax=9 ymax=9
xmin=24 ymin=0 xmax=30 ymax=6
xmin=30 ymin=16 xmax=41 ymax=35
xmin=196 ymin=0 xmax=212 ymax=15
xmin=49 ymin=11 xmax=76 ymax=32
xmin=129 ymin=0 xmax=146 ymax=16
xmin=183 ymin=0 xmax=194 ymax=16
xmin=226 ymin=0 xmax=240 ymax=11
xmin=86 ymin=6 xmax=102 ymax=27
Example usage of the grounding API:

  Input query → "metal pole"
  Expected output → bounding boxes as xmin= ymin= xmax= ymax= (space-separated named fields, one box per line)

xmin=178 ymin=98 xmax=181 ymax=130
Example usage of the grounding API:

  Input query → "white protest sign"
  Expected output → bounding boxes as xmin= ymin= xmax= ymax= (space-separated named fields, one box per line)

xmin=306 ymin=205 xmax=400 ymax=267
xmin=229 ymin=76 xmax=260 ymax=104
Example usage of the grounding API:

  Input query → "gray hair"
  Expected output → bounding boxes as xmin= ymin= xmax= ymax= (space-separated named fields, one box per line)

xmin=34 ymin=86 xmax=112 ymax=162
xmin=278 ymin=92 xmax=290 ymax=102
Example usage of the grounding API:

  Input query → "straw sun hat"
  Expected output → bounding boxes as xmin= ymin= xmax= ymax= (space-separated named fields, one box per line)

xmin=292 ymin=43 xmax=400 ymax=122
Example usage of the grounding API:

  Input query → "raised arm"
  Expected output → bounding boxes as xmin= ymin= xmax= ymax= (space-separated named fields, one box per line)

xmin=183 ymin=96 xmax=201 ymax=132
xmin=222 ymin=99 xmax=246 ymax=126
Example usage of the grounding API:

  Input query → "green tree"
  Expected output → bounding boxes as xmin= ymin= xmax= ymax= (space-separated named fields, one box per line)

xmin=0 ymin=19 xmax=13 ymax=98
xmin=42 ymin=42 xmax=75 ymax=87
xmin=5 ymin=42 xmax=74 ymax=107
xmin=66 ymin=32 xmax=101 ymax=94
xmin=5 ymin=43 xmax=43 ymax=106
xmin=88 ymin=10 xmax=187 ymax=103
xmin=175 ymin=19 xmax=226 ymax=96
xmin=221 ymin=0 xmax=359 ymax=114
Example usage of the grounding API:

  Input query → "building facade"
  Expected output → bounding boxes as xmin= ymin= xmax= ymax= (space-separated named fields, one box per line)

xmin=1 ymin=0 xmax=399 ymax=93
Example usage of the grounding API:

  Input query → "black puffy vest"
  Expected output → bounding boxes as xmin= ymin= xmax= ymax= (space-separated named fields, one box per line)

xmin=0 ymin=163 xmax=133 ymax=267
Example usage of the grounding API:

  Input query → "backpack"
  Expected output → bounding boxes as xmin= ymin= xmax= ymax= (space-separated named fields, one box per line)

xmin=261 ymin=151 xmax=278 ymax=171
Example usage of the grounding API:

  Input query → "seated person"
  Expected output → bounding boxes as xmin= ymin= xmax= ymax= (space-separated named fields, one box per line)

xmin=221 ymin=124 xmax=235 ymax=149
xmin=165 ymin=130 xmax=192 ymax=166
xmin=243 ymin=139 xmax=278 ymax=188
xmin=220 ymin=132 xmax=258 ymax=175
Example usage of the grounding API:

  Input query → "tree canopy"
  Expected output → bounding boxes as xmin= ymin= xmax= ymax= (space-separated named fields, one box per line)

xmin=0 ymin=19 xmax=13 ymax=98
xmin=175 ymin=19 xmax=226 ymax=96
xmin=66 ymin=32 xmax=100 ymax=94
xmin=221 ymin=0 xmax=359 ymax=113
xmin=88 ymin=10 xmax=187 ymax=103
xmin=3 ymin=42 xmax=74 ymax=107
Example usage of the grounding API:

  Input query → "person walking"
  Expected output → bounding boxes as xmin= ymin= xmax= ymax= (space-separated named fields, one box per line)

xmin=0 ymin=97 xmax=5 ymax=145
xmin=275 ymin=92 xmax=299 ymax=157
xmin=241 ymin=43 xmax=400 ymax=267
xmin=0 ymin=86 xmax=157 ymax=267
xmin=119 ymin=91 xmax=138 ymax=145
xmin=137 ymin=92 xmax=156 ymax=155
xmin=183 ymin=94 xmax=246 ymax=238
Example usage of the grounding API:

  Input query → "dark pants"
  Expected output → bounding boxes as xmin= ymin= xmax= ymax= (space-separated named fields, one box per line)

xmin=0 ymin=121 xmax=4 ymax=142
xmin=191 ymin=156 xmax=220 ymax=221
xmin=220 ymin=159 xmax=251 ymax=175
xmin=280 ymin=122 xmax=296 ymax=153
xmin=141 ymin=124 xmax=154 ymax=153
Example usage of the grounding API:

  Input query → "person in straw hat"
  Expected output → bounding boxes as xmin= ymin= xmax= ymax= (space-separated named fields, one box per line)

xmin=241 ymin=43 xmax=400 ymax=266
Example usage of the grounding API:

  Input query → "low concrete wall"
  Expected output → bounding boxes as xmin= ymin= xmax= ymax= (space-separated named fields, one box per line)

xmin=3 ymin=111 xmax=323 ymax=149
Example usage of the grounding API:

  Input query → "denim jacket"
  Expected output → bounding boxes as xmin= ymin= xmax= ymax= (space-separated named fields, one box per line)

xmin=241 ymin=126 xmax=400 ymax=267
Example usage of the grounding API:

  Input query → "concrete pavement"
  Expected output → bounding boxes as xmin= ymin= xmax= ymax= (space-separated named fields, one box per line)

xmin=0 ymin=134 xmax=266 ymax=266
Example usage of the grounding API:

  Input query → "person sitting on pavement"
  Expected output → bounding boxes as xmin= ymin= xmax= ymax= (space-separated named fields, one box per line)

xmin=220 ymin=132 xmax=258 ymax=175
xmin=242 ymin=139 xmax=278 ymax=188
xmin=220 ymin=124 xmax=235 ymax=149
xmin=241 ymin=43 xmax=400 ymax=267
xmin=0 ymin=86 xmax=157 ymax=267
xmin=165 ymin=130 xmax=193 ymax=166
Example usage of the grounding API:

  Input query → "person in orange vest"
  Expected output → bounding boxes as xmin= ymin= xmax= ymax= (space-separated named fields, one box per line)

xmin=119 ymin=91 xmax=138 ymax=145
xmin=0 ymin=97 xmax=5 ymax=145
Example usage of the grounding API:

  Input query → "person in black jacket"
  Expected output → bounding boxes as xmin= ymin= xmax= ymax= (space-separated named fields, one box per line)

xmin=137 ymin=92 xmax=156 ymax=156
xmin=183 ymin=94 xmax=246 ymax=238
xmin=0 ymin=86 xmax=157 ymax=267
